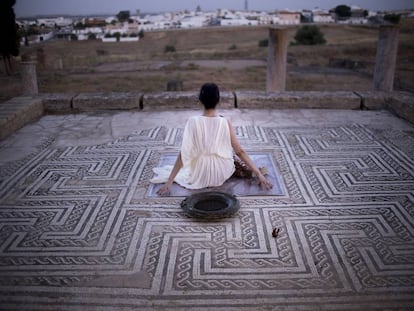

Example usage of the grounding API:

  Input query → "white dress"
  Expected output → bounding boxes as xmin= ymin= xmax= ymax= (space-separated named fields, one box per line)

xmin=151 ymin=115 xmax=235 ymax=189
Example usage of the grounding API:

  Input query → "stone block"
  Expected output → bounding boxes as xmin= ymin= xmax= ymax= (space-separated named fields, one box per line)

xmin=40 ymin=93 xmax=76 ymax=113
xmin=0 ymin=97 xmax=43 ymax=140
xmin=386 ymin=91 xmax=414 ymax=124
xmin=235 ymin=91 xmax=361 ymax=109
xmin=143 ymin=91 xmax=235 ymax=110
xmin=355 ymin=91 xmax=389 ymax=110
xmin=72 ymin=92 xmax=143 ymax=112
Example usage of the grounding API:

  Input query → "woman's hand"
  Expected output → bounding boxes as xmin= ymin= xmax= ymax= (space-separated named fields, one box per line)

xmin=258 ymin=174 xmax=273 ymax=190
xmin=157 ymin=183 xmax=171 ymax=196
xmin=156 ymin=153 xmax=183 ymax=197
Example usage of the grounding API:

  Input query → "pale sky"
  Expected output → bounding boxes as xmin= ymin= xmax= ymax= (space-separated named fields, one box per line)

xmin=14 ymin=0 xmax=413 ymax=17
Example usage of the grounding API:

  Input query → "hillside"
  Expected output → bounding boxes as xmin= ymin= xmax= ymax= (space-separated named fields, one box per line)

xmin=1 ymin=20 xmax=413 ymax=102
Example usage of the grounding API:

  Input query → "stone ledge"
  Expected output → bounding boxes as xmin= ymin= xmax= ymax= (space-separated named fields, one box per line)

xmin=355 ymin=91 xmax=414 ymax=124
xmin=39 ymin=93 xmax=76 ymax=113
xmin=72 ymin=92 xmax=143 ymax=112
xmin=143 ymin=91 xmax=235 ymax=110
xmin=355 ymin=91 xmax=389 ymax=110
xmin=1 ymin=91 xmax=413 ymax=141
xmin=235 ymin=91 xmax=362 ymax=109
xmin=0 ymin=97 xmax=43 ymax=140
xmin=386 ymin=92 xmax=414 ymax=124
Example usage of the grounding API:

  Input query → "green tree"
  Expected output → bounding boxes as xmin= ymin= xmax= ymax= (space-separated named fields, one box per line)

xmin=334 ymin=5 xmax=352 ymax=18
xmin=384 ymin=13 xmax=401 ymax=24
xmin=0 ymin=0 xmax=19 ymax=75
xmin=74 ymin=22 xmax=85 ymax=30
xmin=293 ymin=25 xmax=326 ymax=45
xmin=26 ymin=25 xmax=40 ymax=36
xmin=117 ymin=11 xmax=130 ymax=22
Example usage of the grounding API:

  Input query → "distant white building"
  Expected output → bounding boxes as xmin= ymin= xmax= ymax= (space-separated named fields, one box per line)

xmin=313 ymin=10 xmax=335 ymax=23
xmin=138 ymin=13 xmax=174 ymax=30
xmin=26 ymin=31 xmax=54 ymax=44
xmin=219 ymin=9 xmax=259 ymax=26
xmin=349 ymin=5 xmax=368 ymax=24
xmin=105 ymin=16 xmax=117 ymax=24
xmin=180 ymin=15 xmax=208 ymax=28
xmin=278 ymin=10 xmax=301 ymax=25
xmin=73 ymin=27 xmax=103 ymax=40
xmin=220 ymin=18 xmax=258 ymax=26
xmin=258 ymin=13 xmax=280 ymax=25
xmin=105 ymin=22 xmax=129 ymax=35
xmin=37 ymin=17 xmax=72 ymax=27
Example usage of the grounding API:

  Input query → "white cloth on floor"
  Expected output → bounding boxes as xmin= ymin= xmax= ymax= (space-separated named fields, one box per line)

xmin=150 ymin=115 xmax=235 ymax=189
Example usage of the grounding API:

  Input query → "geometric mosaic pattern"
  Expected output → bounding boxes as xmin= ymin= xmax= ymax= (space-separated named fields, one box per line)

xmin=0 ymin=123 xmax=413 ymax=310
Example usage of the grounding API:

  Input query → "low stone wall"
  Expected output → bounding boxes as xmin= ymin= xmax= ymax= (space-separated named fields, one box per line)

xmin=1 ymin=91 xmax=413 ymax=141
xmin=0 ymin=97 xmax=43 ymax=140
xmin=72 ymin=92 xmax=143 ymax=112
xmin=39 ymin=90 xmax=393 ymax=112
xmin=236 ymin=91 xmax=362 ymax=109
xmin=143 ymin=91 xmax=235 ymax=110
xmin=384 ymin=92 xmax=414 ymax=122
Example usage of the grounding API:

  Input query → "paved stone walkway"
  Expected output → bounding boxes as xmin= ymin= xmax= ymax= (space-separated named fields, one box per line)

xmin=0 ymin=109 xmax=413 ymax=310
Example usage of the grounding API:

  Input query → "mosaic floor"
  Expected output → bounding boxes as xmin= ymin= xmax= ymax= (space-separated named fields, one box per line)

xmin=0 ymin=118 xmax=414 ymax=310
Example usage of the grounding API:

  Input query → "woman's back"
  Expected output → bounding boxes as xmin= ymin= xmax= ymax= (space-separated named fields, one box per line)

xmin=179 ymin=115 xmax=235 ymax=189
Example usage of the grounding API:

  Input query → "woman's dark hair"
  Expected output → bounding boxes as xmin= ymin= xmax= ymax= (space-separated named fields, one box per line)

xmin=199 ymin=83 xmax=220 ymax=109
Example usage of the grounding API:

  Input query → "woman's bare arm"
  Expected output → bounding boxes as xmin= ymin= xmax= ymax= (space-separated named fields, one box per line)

xmin=228 ymin=119 xmax=273 ymax=190
xmin=156 ymin=152 xmax=183 ymax=196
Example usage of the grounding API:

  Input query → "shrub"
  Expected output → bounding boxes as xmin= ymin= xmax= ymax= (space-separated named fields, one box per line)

xmin=138 ymin=30 xmax=144 ymax=38
xmin=229 ymin=44 xmax=237 ymax=50
xmin=164 ymin=45 xmax=176 ymax=53
xmin=186 ymin=63 xmax=199 ymax=70
xmin=113 ymin=32 xmax=121 ymax=41
xmin=258 ymin=39 xmax=268 ymax=47
xmin=293 ymin=25 xmax=326 ymax=45
xmin=96 ymin=49 xmax=108 ymax=56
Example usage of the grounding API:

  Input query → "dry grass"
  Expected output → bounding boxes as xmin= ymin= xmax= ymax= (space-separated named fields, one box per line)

xmin=1 ymin=20 xmax=413 ymax=103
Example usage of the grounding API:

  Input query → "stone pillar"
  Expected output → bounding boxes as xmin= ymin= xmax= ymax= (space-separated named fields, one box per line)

xmin=373 ymin=25 xmax=400 ymax=92
xmin=266 ymin=27 xmax=289 ymax=92
xmin=20 ymin=61 xmax=38 ymax=95
xmin=36 ymin=48 xmax=46 ymax=70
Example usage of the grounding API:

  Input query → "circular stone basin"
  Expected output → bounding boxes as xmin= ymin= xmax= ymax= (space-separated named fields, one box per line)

xmin=180 ymin=191 xmax=240 ymax=219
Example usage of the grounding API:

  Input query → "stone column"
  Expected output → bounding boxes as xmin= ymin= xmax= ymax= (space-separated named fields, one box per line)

xmin=266 ymin=27 xmax=289 ymax=92
xmin=373 ymin=25 xmax=400 ymax=92
xmin=20 ymin=61 xmax=38 ymax=95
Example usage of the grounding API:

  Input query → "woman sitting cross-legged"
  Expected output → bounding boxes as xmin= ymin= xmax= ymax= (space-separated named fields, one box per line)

xmin=151 ymin=82 xmax=273 ymax=196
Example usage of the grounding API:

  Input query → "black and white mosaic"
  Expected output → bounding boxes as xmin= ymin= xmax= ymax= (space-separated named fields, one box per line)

xmin=0 ymin=123 xmax=413 ymax=310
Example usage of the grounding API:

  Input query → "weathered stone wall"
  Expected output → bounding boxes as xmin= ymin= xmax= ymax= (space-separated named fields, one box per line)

xmin=1 ymin=91 xmax=413 ymax=141
xmin=0 ymin=97 xmax=43 ymax=140
xmin=236 ymin=91 xmax=362 ymax=109
xmin=72 ymin=92 xmax=143 ymax=112
xmin=143 ymin=91 xmax=235 ymax=110
xmin=38 ymin=90 xmax=411 ymax=113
